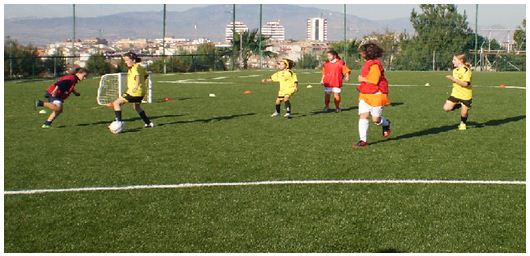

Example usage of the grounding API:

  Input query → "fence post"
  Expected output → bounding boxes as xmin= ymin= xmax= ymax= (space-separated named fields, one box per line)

xmin=53 ymin=56 xmax=57 ymax=77
xmin=32 ymin=57 xmax=35 ymax=78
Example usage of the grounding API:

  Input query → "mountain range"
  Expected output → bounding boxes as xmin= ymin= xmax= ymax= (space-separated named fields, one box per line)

xmin=5 ymin=4 xmax=414 ymax=46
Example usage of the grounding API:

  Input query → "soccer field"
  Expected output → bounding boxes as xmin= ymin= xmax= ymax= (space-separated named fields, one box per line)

xmin=3 ymin=70 xmax=526 ymax=252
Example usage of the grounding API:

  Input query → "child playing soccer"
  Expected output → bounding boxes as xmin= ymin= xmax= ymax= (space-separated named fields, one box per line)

xmin=111 ymin=52 xmax=154 ymax=128
xmin=353 ymin=43 xmax=391 ymax=148
xmin=320 ymin=50 xmax=351 ymax=112
xmin=443 ymin=53 xmax=473 ymax=130
xmin=35 ymin=67 xmax=88 ymax=128
xmin=261 ymin=59 xmax=298 ymax=119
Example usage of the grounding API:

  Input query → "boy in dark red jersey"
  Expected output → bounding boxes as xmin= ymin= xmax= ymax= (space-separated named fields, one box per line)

xmin=35 ymin=67 xmax=88 ymax=128
xmin=320 ymin=50 xmax=351 ymax=112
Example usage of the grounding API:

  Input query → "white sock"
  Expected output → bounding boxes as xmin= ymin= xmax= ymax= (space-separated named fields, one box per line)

xmin=377 ymin=117 xmax=389 ymax=126
xmin=359 ymin=118 xmax=369 ymax=142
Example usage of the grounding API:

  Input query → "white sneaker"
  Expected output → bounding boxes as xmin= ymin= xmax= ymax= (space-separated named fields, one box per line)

xmin=271 ymin=112 xmax=279 ymax=117
xmin=144 ymin=122 xmax=155 ymax=128
xmin=284 ymin=113 xmax=291 ymax=118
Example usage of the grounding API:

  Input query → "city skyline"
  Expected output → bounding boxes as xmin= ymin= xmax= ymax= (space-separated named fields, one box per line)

xmin=4 ymin=4 xmax=526 ymax=28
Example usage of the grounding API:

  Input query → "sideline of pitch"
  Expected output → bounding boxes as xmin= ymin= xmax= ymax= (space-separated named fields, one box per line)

xmin=4 ymin=179 xmax=525 ymax=196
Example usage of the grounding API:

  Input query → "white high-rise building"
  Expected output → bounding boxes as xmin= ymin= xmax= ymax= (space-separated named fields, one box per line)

xmin=225 ymin=21 xmax=249 ymax=42
xmin=306 ymin=17 xmax=328 ymax=42
xmin=261 ymin=21 xmax=285 ymax=41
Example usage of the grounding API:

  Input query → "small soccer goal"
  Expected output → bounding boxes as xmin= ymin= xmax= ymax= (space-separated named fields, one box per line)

xmin=97 ymin=73 xmax=153 ymax=105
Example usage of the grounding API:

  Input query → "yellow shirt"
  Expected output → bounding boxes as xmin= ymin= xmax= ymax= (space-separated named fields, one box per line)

xmin=271 ymin=69 xmax=298 ymax=97
xmin=126 ymin=63 xmax=148 ymax=97
xmin=451 ymin=66 xmax=472 ymax=100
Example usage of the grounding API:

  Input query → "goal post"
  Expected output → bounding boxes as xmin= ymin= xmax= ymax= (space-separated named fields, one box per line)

xmin=97 ymin=73 xmax=153 ymax=105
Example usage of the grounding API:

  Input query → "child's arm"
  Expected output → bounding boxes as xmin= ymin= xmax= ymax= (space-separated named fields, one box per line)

xmin=261 ymin=78 xmax=272 ymax=83
xmin=343 ymin=65 xmax=351 ymax=82
xmin=446 ymin=75 xmax=471 ymax=87
xmin=72 ymin=89 xmax=80 ymax=96
xmin=50 ymin=87 xmax=59 ymax=97
xmin=294 ymin=81 xmax=299 ymax=92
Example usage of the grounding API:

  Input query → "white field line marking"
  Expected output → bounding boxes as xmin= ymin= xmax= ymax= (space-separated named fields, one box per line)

xmin=211 ymin=76 xmax=228 ymax=80
xmin=238 ymin=74 xmax=261 ymax=78
xmin=4 ymin=179 xmax=525 ymax=195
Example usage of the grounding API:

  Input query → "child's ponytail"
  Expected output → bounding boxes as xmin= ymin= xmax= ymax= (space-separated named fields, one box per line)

xmin=454 ymin=53 xmax=471 ymax=68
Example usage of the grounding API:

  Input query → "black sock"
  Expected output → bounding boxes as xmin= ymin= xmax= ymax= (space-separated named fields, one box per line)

xmin=275 ymin=104 xmax=281 ymax=113
xmin=285 ymin=101 xmax=291 ymax=114
xmin=138 ymin=111 xmax=151 ymax=124
xmin=114 ymin=111 xmax=122 ymax=122
xmin=44 ymin=120 xmax=52 ymax=125
xmin=452 ymin=103 xmax=462 ymax=111
xmin=37 ymin=100 xmax=44 ymax=107
xmin=461 ymin=116 xmax=468 ymax=124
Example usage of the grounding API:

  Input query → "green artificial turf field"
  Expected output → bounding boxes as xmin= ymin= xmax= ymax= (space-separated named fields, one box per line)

xmin=3 ymin=70 xmax=526 ymax=252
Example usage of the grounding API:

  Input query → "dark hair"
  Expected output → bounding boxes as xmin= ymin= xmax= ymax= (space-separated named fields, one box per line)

xmin=283 ymin=58 xmax=295 ymax=69
xmin=71 ymin=67 xmax=88 ymax=75
xmin=359 ymin=43 xmax=383 ymax=60
xmin=326 ymin=50 xmax=340 ymax=59
xmin=123 ymin=51 xmax=142 ymax=62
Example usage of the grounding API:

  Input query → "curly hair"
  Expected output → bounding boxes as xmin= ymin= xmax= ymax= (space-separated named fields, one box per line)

xmin=359 ymin=43 xmax=384 ymax=60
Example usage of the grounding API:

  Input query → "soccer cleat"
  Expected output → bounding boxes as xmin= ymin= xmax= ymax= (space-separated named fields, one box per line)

xmin=335 ymin=108 xmax=342 ymax=113
xmin=34 ymin=99 xmax=44 ymax=109
xmin=41 ymin=124 xmax=52 ymax=129
xmin=322 ymin=107 xmax=330 ymax=113
xmin=352 ymin=140 xmax=369 ymax=148
xmin=144 ymin=122 xmax=155 ymax=128
xmin=458 ymin=122 xmax=467 ymax=130
xmin=271 ymin=112 xmax=280 ymax=117
xmin=283 ymin=113 xmax=291 ymax=119
xmin=382 ymin=120 xmax=392 ymax=138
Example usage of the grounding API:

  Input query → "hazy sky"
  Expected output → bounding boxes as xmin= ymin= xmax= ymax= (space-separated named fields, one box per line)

xmin=4 ymin=4 xmax=526 ymax=28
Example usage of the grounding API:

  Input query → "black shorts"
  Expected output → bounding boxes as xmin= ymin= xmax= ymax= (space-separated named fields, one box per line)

xmin=447 ymin=96 xmax=472 ymax=108
xmin=121 ymin=93 xmax=144 ymax=103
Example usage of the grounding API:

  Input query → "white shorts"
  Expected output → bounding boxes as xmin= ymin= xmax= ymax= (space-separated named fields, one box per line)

xmin=324 ymin=87 xmax=341 ymax=94
xmin=51 ymin=99 xmax=63 ymax=106
xmin=358 ymin=100 xmax=383 ymax=117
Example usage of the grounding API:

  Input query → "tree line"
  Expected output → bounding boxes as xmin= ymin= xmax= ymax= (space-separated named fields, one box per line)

xmin=4 ymin=4 xmax=526 ymax=79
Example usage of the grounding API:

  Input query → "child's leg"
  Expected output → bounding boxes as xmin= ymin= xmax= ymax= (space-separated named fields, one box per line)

xmin=274 ymin=97 xmax=282 ymax=114
xmin=358 ymin=112 xmax=370 ymax=142
xmin=44 ymin=104 xmax=63 ymax=125
xmin=324 ymin=91 xmax=331 ymax=108
xmin=460 ymin=105 xmax=469 ymax=124
xmin=333 ymin=92 xmax=341 ymax=109
xmin=443 ymin=100 xmax=456 ymax=112
xmin=284 ymin=95 xmax=291 ymax=114
xmin=133 ymin=103 xmax=152 ymax=124
xmin=112 ymin=98 xmax=127 ymax=121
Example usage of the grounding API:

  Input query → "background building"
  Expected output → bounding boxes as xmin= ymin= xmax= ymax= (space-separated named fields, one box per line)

xmin=225 ymin=21 xmax=249 ymax=42
xmin=306 ymin=17 xmax=328 ymax=42
xmin=261 ymin=21 xmax=285 ymax=41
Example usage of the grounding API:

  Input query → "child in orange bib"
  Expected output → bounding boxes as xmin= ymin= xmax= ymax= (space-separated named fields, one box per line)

xmin=353 ymin=43 xmax=392 ymax=148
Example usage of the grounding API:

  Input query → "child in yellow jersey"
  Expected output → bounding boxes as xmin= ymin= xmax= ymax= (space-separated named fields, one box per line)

xmin=443 ymin=53 xmax=473 ymax=130
xmin=261 ymin=59 xmax=298 ymax=119
xmin=111 ymin=52 xmax=154 ymax=129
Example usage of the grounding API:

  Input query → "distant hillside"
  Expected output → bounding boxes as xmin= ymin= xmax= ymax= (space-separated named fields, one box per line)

xmin=4 ymin=4 xmax=413 ymax=46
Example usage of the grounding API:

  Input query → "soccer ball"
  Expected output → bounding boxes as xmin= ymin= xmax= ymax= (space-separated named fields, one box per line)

xmin=108 ymin=121 xmax=124 ymax=134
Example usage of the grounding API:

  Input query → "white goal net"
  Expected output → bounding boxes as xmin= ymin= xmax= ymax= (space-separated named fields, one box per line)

xmin=97 ymin=73 xmax=153 ymax=105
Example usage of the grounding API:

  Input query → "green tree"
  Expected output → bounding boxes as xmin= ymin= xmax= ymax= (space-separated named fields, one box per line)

xmin=43 ymin=52 xmax=67 ymax=77
xmin=296 ymin=53 xmax=320 ymax=69
xmin=232 ymin=29 xmax=276 ymax=69
xmin=328 ymin=39 xmax=362 ymax=69
xmin=4 ymin=36 xmax=44 ymax=78
xmin=194 ymin=43 xmax=228 ymax=71
xmin=513 ymin=19 xmax=526 ymax=51
xmin=362 ymin=32 xmax=403 ymax=70
xmin=395 ymin=4 xmax=472 ymax=70
xmin=85 ymin=52 xmax=113 ymax=75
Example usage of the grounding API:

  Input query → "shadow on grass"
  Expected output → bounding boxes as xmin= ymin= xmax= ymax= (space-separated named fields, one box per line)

xmin=299 ymin=102 xmax=404 ymax=117
xmin=76 ymin=114 xmax=185 ymax=126
xmin=158 ymin=113 xmax=256 ymax=126
xmin=376 ymin=248 xmax=406 ymax=253
xmin=370 ymin=114 xmax=526 ymax=146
